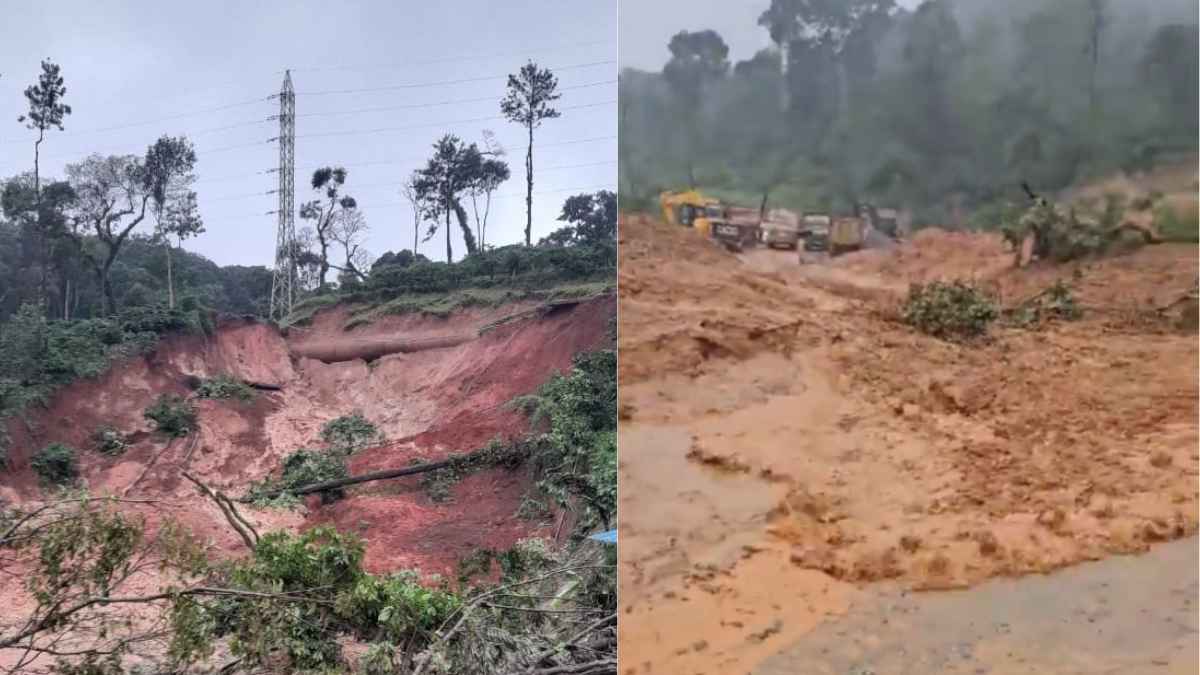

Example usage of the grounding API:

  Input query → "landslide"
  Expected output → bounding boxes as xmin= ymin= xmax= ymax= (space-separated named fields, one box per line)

xmin=0 ymin=292 xmax=615 ymax=577
xmin=617 ymin=213 xmax=1197 ymax=674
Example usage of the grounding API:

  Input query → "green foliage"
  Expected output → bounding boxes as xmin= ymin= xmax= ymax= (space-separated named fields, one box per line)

xmin=902 ymin=281 xmax=999 ymax=340
xmin=359 ymin=642 xmax=397 ymax=675
xmin=143 ymin=394 xmax=197 ymax=437
xmin=31 ymin=442 xmax=79 ymax=486
xmin=250 ymin=448 xmax=349 ymax=504
xmin=320 ymin=413 xmax=381 ymax=455
xmin=620 ymin=1 xmax=1199 ymax=224
xmin=91 ymin=425 xmax=128 ymax=456
xmin=1154 ymin=202 xmax=1200 ymax=242
xmin=170 ymin=527 xmax=462 ymax=671
xmin=520 ymin=350 xmax=618 ymax=532
xmin=1011 ymin=280 xmax=1083 ymax=327
xmin=194 ymin=374 xmax=255 ymax=402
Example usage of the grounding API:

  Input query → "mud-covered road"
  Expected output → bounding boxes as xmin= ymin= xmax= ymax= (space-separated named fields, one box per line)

xmin=617 ymin=216 xmax=1198 ymax=674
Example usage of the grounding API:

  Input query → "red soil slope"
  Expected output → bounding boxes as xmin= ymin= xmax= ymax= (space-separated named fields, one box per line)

xmin=0 ymin=294 xmax=615 ymax=578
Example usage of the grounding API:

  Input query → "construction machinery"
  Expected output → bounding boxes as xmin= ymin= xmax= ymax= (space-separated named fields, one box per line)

xmin=660 ymin=190 xmax=758 ymax=251
xmin=859 ymin=204 xmax=901 ymax=240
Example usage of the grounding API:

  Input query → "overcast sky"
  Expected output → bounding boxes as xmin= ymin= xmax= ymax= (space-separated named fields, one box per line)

xmin=619 ymin=0 xmax=922 ymax=71
xmin=0 ymin=0 xmax=617 ymax=267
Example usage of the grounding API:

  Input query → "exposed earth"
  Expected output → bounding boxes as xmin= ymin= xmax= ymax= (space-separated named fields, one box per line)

xmin=617 ymin=213 xmax=1198 ymax=674
xmin=0 ymin=292 xmax=615 ymax=669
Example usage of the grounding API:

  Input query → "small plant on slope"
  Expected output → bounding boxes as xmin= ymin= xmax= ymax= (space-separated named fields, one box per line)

xmin=320 ymin=412 xmax=382 ymax=455
xmin=31 ymin=442 xmax=79 ymax=486
xmin=144 ymin=394 xmax=198 ymax=437
xmin=91 ymin=425 xmax=129 ymax=456
xmin=194 ymin=374 xmax=255 ymax=402
xmin=902 ymin=281 xmax=999 ymax=340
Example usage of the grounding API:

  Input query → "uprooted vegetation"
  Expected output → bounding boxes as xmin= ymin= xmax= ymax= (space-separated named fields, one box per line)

xmin=0 ymin=343 xmax=620 ymax=674
xmin=29 ymin=442 xmax=79 ymax=487
xmin=143 ymin=394 xmax=199 ymax=438
xmin=901 ymin=281 xmax=1000 ymax=340
xmin=193 ymin=374 xmax=256 ymax=402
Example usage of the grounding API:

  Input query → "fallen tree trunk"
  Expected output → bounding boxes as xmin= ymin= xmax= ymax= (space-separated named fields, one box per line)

xmin=240 ymin=454 xmax=464 ymax=502
xmin=291 ymin=333 xmax=474 ymax=363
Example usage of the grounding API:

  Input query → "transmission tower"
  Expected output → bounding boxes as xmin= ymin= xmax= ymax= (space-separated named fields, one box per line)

xmin=269 ymin=70 xmax=296 ymax=323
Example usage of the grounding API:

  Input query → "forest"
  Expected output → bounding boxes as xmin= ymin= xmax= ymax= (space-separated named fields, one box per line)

xmin=618 ymin=0 xmax=1198 ymax=225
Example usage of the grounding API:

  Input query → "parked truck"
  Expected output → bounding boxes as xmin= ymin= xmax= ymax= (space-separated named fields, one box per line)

xmin=829 ymin=215 xmax=866 ymax=256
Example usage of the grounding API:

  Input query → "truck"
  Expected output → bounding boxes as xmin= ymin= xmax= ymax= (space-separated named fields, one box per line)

xmin=829 ymin=216 xmax=866 ymax=256
xmin=659 ymin=191 xmax=759 ymax=252
xmin=800 ymin=213 xmax=832 ymax=252
xmin=761 ymin=208 xmax=800 ymax=250
xmin=858 ymin=203 xmax=901 ymax=240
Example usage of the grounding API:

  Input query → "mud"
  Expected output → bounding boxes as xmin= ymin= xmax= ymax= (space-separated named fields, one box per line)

xmin=758 ymin=536 xmax=1198 ymax=675
xmin=617 ymin=214 xmax=1198 ymax=674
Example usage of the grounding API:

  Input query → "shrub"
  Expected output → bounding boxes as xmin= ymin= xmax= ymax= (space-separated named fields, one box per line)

xmin=144 ymin=395 xmax=198 ymax=437
xmin=249 ymin=448 xmax=349 ymax=504
xmin=194 ymin=375 xmax=255 ymax=402
xmin=902 ymin=281 xmax=999 ymax=340
xmin=92 ymin=425 xmax=129 ymax=456
xmin=31 ymin=442 xmax=79 ymax=486
xmin=1011 ymin=280 xmax=1082 ymax=327
xmin=320 ymin=413 xmax=381 ymax=455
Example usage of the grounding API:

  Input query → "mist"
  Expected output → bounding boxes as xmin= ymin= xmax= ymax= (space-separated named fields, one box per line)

xmin=618 ymin=0 xmax=1199 ymax=227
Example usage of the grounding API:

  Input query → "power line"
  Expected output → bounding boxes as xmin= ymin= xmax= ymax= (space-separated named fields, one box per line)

xmin=204 ymin=160 xmax=616 ymax=204
xmin=285 ymin=39 xmax=614 ymax=74
xmin=289 ymin=60 xmax=616 ymax=97
xmin=292 ymin=80 xmax=615 ymax=120
xmin=191 ymin=135 xmax=615 ymax=187
xmin=289 ymin=101 xmax=615 ymax=142
xmin=0 ymin=97 xmax=271 ymax=146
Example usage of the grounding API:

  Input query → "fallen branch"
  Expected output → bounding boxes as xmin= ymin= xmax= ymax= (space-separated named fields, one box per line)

xmin=521 ymin=613 xmax=617 ymax=672
xmin=182 ymin=472 xmax=258 ymax=550
xmin=528 ymin=659 xmax=617 ymax=675
xmin=240 ymin=446 xmax=520 ymax=502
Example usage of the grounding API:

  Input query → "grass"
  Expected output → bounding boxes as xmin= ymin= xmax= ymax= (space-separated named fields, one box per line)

xmin=340 ymin=280 xmax=613 ymax=332
xmin=1154 ymin=202 xmax=1200 ymax=243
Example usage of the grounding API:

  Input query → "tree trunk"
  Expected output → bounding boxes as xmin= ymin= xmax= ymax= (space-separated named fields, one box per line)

xmin=166 ymin=241 xmax=175 ymax=309
xmin=241 ymin=453 xmax=472 ymax=501
xmin=413 ymin=210 xmax=419 ymax=256
xmin=525 ymin=121 xmax=534 ymax=247
xmin=33 ymin=130 xmax=49 ymax=313
xmin=444 ymin=200 xmax=453 ymax=264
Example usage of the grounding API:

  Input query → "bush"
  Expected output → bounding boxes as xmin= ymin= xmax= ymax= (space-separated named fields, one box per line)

xmin=1011 ymin=280 xmax=1082 ymax=327
xmin=902 ymin=281 xmax=999 ymax=340
xmin=194 ymin=375 xmax=255 ymax=402
xmin=320 ymin=413 xmax=381 ymax=455
xmin=249 ymin=448 xmax=349 ymax=504
xmin=92 ymin=425 xmax=129 ymax=456
xmin=144 ymin=395 xmax=198 ymax=437
xmin=31 ymin=442 xmax=79 ymax=486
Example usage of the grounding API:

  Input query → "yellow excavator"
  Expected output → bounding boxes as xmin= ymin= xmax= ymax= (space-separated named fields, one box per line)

xmin=659 ymin=190 xmax=756 ymax=251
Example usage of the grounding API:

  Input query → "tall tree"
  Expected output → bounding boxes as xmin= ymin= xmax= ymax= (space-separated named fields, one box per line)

xmin=64 ymin=154 xmax=152 ymax=315
xmin=17 ymin=60 xmax=72 ymax=310
xmin=143 ymin=135 xmax=198 ymax=309
xmin=156 ymin=190 xmax=204 ymax=308
xmin=501 ymin=61 xmax=561 ymax=247
xmin=329 ymin=208 xmax=371 ymax=282
xmin=662 ymin=30 xmax=730 ymax=185
xmin=299 ymin=167 xmax=356 ymax=288
xmin=412 ymin=135 xmax=483 ymax=264
xmin=469 ymin=130 xmax=511 ymax=250
xmin=401 ymin=173 xmax=422 ymax=257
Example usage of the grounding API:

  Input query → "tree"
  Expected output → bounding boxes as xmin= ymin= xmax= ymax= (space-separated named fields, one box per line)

xmin=1141 ymin=23 xmax=1199 ymax=136
xmin=412 ymin=135 xmax=483 ymax=264
xmin=18 ymin=60 xmax=71 ymax=206
xmin=299 ymin=167 xmax=356 ymax=288
xmin=143 ymin=135 xmax=198 ymax=309
xmin=662 ymin=30 xmax=730 ymax=185
xmin=501 ymin=61 xmax=561 ymax=247
xmin=156 ymin=191 xmax=204 ymax=308
xmin=17 ymin=60 xmax=72 ymax=310
xmin=65 ymin=154 xmax=153 ymax=315
xmin=401 ymin=173 xmax=422 ymax=256
xmin=329 ymin=208 xmax=371 ymax=282
xmin=469 ymin=130 xmax=511 ymax=250
xmin=539 ymin=191 xmax=617 ymax=248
